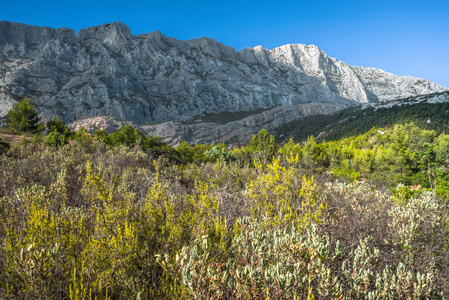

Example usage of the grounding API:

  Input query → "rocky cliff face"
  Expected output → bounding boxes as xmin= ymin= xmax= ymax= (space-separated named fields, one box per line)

xmin=0 ymin=21 xmax=445 ymax=125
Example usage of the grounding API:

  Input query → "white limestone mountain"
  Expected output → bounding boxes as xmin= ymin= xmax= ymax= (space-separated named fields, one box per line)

xmin=0 ymin=21 xmax=446 ymax=144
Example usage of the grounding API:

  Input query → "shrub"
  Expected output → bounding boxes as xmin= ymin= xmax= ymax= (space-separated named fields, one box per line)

xmin=46 ymin=117 xmax=66 ymax=134
xmin=0 ymin=138 xmax=9 ymax=155
xmin=43 ymin=131 xmax=68 ymax=148
xmin=1 ymin=122 xmax=449 ymax=299
xmin=110 ymin=125 xmax=144 ymax=147
xmin=204 ymin=144 xmax=236 ymax=163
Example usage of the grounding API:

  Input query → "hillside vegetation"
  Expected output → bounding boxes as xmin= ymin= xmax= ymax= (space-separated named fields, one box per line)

xmin=1 ymin=121 xmax=449 ymax=299
xmin=277 ymin=100 xmax=449 ymax=143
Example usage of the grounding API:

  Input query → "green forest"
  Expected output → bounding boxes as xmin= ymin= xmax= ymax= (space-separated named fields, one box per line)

xmin=277 ymin=100 xmax=449 ymax=143
xmin=2 ymin=99 xmax=449 ymax=299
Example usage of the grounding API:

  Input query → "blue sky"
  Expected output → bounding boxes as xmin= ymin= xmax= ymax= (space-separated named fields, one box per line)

xmin=1 ymin=0 xmax=448 ymax=87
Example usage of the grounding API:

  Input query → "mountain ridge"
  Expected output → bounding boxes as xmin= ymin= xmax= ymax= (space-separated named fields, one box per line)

xmin=0 ymin=20 xmax=446 ymax=143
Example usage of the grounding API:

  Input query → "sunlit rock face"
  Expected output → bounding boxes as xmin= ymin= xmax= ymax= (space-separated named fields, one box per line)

xmin=0 ymin=21 xmax=445 ymax=123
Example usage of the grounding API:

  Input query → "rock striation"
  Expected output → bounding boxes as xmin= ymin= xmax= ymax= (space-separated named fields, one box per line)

xmin=0 ymin=21 xmax=447 ymax=143
xmin=68 ymin=91 xmax=449 ymax=146
xmin=69 ymin=102 xmax=345 ymax=146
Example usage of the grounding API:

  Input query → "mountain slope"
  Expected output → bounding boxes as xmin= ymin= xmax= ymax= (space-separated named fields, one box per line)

xmin=276 ymin=91 xmax=449 ymax=142
xmin=0 ymin=21 xmax=446 ymax=128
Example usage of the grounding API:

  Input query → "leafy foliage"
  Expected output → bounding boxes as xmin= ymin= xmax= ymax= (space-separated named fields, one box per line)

xmin=204 ymin=144 xmax=236 ymax=163
xmin=46 ymin=117 xmax=66 ymax=134
xmin=247 ymin=128 xmax=277 ymax=162
xmin=2 ymin=97 xmax=43 ymax=133
xmin=1 ymin=124 xmax=449 ymax=299
xmin=43 ymin=117 xmax=71 ymax=148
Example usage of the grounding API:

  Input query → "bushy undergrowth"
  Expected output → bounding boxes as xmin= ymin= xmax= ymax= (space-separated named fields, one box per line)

xmin=1 ymin=125 xmax=449 ymax=299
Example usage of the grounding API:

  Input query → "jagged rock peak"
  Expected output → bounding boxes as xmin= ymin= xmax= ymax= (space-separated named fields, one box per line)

xmin=78 ymin=22 xmax=133 ymax=44
xmin=0 ymin=20 xmax=75 ymax=47
xmin=182 ymin=36 xmax=236 ymax=57
xmin=0 ymin=20 xmax=446 ymax=127
xmin=0 ymin=20 xmax=133 ymax=46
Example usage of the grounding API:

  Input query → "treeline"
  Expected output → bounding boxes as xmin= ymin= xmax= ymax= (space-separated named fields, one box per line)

xmin=0 ymin=98 xmax=218 ymax=164
xmin=277 ymin=101 xmax=449 ymax=142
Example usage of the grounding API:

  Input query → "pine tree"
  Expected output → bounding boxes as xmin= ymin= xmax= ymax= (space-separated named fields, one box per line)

xmin=3 ymin=97 xmax=43 ymax=133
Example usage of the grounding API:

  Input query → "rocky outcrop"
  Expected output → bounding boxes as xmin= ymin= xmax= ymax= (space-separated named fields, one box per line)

xmin=68 ymin=116 xmax=135 ymax=134
xmin=0 ymin=21 xmax=446 ymax=126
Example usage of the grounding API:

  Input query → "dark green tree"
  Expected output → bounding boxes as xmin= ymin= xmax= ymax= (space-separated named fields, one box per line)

xmin=43 ymin=117 xmax=71 ymax=148
xmin=176 ymin=140 xmax=194 ymax=163
xmin=46 ymin=117 xmax=65 ymax=134
xmin=110 ymin=125 xmax=144 ymax=147
xmin=94 ymin=130 xmax=112 ymax=145
xmin=3 ymin=97 xmax=43 ymax=133
xmin=141 ymin=135 xmax=177 ymax=159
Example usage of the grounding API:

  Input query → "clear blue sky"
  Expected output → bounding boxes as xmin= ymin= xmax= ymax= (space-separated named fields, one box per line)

xmin=1 ymin=0 xmax=448 ymax=87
